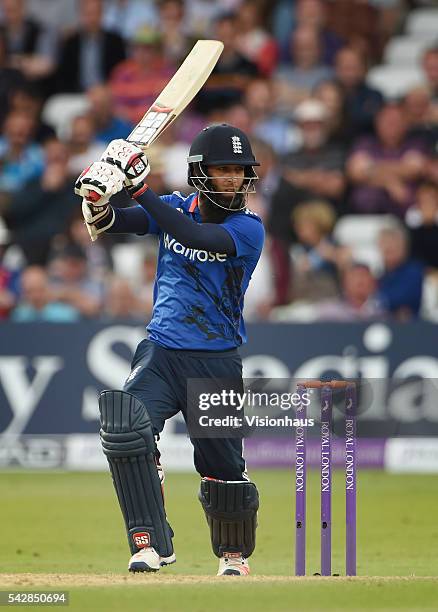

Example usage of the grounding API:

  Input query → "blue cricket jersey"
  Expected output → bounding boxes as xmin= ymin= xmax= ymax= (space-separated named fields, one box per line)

xmin=144 ymin=191 xmax=264 ymax=350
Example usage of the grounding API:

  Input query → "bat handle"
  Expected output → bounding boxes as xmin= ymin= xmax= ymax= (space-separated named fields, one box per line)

xmin=87 ymin=190 xmax=102 ymax=203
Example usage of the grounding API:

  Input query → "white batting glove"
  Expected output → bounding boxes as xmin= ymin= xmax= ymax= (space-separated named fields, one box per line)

xmin=75 ymin=160 xmax=125 ymax=205
xmin=101 ymin=139 xmax=150 ymax=188
xmin=82 ymin=198 xmax=115 ymax=242
xmin=75 ymin=161 xmax=123 ymax=241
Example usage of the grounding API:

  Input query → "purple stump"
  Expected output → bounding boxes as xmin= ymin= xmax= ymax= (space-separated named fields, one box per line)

xmin=320 ymin=385 xmax=332 ymax=576
xmin=345 ymin=383 xmax=357 ymax=576
xmin=295 ymin=384 xmax=307 ymax=576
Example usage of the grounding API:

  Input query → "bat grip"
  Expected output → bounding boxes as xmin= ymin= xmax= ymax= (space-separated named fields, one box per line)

xmin=87 ymin=190 xmax=102 ymax=203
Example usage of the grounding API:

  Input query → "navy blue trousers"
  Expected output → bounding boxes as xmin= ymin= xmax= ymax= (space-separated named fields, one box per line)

xmin=124 ymin=339 xmax=246 ymax=481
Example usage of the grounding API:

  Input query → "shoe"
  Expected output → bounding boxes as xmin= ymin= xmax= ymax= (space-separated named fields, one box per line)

xmin=217 ymin=552 xmax=250 ymax=576
xmin=128 ymin=547 xmax=176 ymax=573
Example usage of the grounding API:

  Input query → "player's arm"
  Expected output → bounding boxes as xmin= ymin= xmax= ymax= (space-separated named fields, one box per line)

xmin=76 ymin=140 xmax=235 ymax=252
xmin=81 ymin=199 xmax=153 ymax=240
xmin=133 ymin=187 xmax=236 ymax=255
xmin=102 ymin=139 xmax=236 ymax=254
xmin=75 ymin=153 xmax=154 ymax=241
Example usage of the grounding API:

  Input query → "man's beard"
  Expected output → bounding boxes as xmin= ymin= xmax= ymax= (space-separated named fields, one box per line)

xmin=199 ymin=192 xmax=244 ymax=223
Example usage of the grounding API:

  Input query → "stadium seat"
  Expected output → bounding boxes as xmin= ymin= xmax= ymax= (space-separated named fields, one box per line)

xmin=366 ymin=65 xmax=424 ymax=99
xmin=270 ymin=300 xmax=321 ymax=322
xmin=420 ymin=274 xmax=438 ymax=322
xmin=333 ymin=215 xmax=398 ymax=273
xmin=42 ymin=94 xmax=90 ymax=139
xmin=111 ymin=242 xmax=147 ymax=284
xmin=0 ymin=216 xmax=9 ymax=246
xmin=384 ymin=36 xmax=432 ymax=66
xmin=406 ymin=8 xmax=438 ymax=36
xmin=1 ymin=243 xmax=25 ymax=270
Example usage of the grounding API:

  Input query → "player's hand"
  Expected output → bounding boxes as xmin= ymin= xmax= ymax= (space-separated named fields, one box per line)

xmin=75 ymin=160 xmax=125 ymax=206
xmin=81 ymin=197 xmax=115 ymax=242
xmin=101 ymin=139 xmax=150 ymax=187
xmin=75 ymin=161 xmax=122 ymax=241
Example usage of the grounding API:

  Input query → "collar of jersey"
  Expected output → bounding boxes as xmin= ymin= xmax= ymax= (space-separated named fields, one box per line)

xmin=188 ymin=194 xmax=198 ymax=213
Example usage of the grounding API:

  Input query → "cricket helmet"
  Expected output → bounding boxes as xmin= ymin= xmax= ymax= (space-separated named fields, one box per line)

xmin=187 ymin=123 xmax=259 ymax=211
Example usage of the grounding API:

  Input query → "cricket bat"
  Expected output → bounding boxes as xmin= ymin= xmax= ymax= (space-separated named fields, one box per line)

xmin=85 ymin=40 xmax=223 ymax=240
xmin=127 ymin=39 xmax=224 ymax=148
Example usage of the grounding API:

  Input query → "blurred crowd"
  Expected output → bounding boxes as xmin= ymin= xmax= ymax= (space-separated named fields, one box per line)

xmin=1 ymin=0 xmax=438 ymax=324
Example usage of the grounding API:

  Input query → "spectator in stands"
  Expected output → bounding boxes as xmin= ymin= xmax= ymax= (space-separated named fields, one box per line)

xmin=9 ymin=83 xmax=55 ymax=144
xmin=109 ymin=27 xmax=174 ymax=124
xmin=66 ymin=114 xmax=105 ymax=178
xmin=419 ymin=50 xmax=438 ymax=155
xmin=0 ymin=110 xmax=44 ymax=199
xmin=3 ymin=139 xmax=76 ymax=265
xmin=244 ymin=78 xmax=300 ymax=155
xmin=294 ymin=0 xmax=345 ymax=65
xmin=271 ymin=0 xmax=296 ymax=60
xmin=103 ymin=275 xmax=143 ymax=320
xmin=422 ymin=47 xmax=438 ymax=114
xmin=376 ymin=224 xmax=424 ymax=320
xmin=183 ymin=0 xmax=238 ymax=39
xmin=290 ymin=199 xmax=341 ymax=301
xmin=406 ymin=178 xmax=438 ymax=320
xmin=158 ymin=0 xmax=192 ymax=64
xmin=85 ymin=85 xmax=132 ymax=145
xmin=274 ymin=25 xmax=333 ymax=112
xmin=204 ymin=12 xmax=259 ymax=110
xmin=12 ymin=265 xmax=79 ymax=322
xmin=103 ymin=0 xmax=158 ymax=41
xmin=313 ymin=79 xmax=350 ymax=147
xmin=215 ymin=102 xmax=253 ymax=140
xmin=64 ymin=212 xmax=112 ymax=284
xmin=334 ymin=46 xmax=383 ymax=141
xmin=369 ymin=0 xmax=403 ymax=51
xmin=236 ymin=0 xmax=279 ymax=77
xmin=325 ymin=0 xmax=384 ymax=63
xmin=347 ymin=102 xmax=428 ymax=217
xmin=0 ymin=29 xmax=26 ymax=127
xmin=254 ymin=139 xmax=312 ymax=307
xmin=0 ymin=237 xmax=19 ymax=319
xmin=283 ymin=98 xmax=346 ymax=210
xmin=48 ymin=243 xmax=104 ymax=318
xmin=0 ymin=273 xmax=16 ymax=318
xmin=149 ymin=130 xmax=187 ymax=194
xmin=402 ymin=86 xmax=436 ymax=153
xmin=271 ymin=0 xmax=344 ymax=65
xmin=26 ymin=0 xmax=78 ymax=32
xmin=56 ymin=0 xmax=126 ymax=93
xmin=406 ymin=181 xmax=438 ymax=270
xmin=251 ymin=139 xmax=311 ymax=314
xmin=0 ymin=0 xmax=56 ymax=84
xmin=317 ymin=262 xmax=383 ymax=321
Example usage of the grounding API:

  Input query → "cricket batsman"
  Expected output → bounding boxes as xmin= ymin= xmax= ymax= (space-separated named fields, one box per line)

xmin=75 ymin=124 xmax=264 ymax=576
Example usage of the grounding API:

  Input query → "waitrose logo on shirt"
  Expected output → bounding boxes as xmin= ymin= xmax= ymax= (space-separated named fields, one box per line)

xmin=163 ymin=233 xmax=228 ymax=263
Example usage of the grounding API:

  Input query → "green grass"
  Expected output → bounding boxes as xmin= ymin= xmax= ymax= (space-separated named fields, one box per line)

xmin=55 ymin=580 xmax=438 ymax=612
xmin=0 ymin=470 xmax=437 ymax=610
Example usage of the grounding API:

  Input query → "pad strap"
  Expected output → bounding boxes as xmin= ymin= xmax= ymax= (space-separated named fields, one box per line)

xmin=199 ymin=477 xmax=259 ymax=558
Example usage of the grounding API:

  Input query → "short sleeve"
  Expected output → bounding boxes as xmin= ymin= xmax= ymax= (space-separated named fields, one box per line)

xmin=221 ymin=211 xmax=265 ymax=258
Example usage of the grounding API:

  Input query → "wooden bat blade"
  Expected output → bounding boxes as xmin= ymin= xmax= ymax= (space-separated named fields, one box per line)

xmin=127 ymin=40 xmax=223 ymax=148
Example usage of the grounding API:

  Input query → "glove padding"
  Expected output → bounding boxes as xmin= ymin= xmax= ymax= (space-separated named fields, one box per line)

xmin=75 ymin=161 xmax=122 ymax=241
xmin=82 ymin=198 xmax=115 ymax=242
xmin=101 ymin=139 xmax=150 ymax=187
xmin=75 ymin=160 xmax=125 ymax=206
